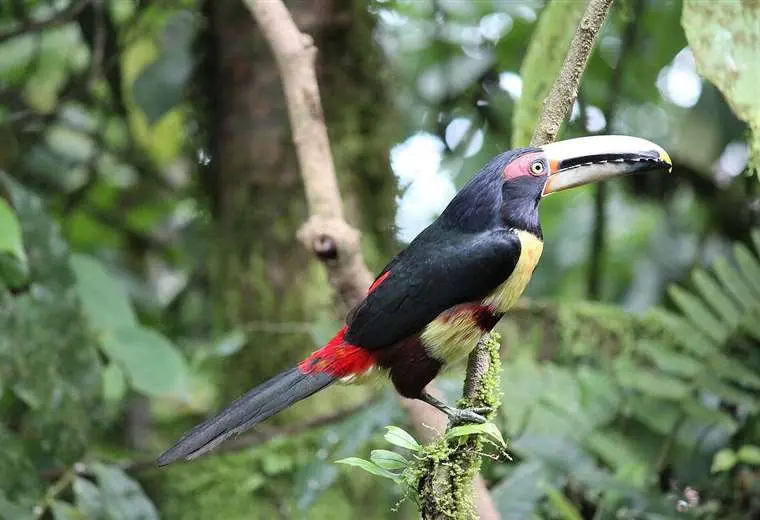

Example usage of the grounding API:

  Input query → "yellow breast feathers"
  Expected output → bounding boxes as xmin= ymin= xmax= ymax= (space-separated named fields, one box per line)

xmin=483 ymin=230 xmax=543 ymax=312
xmin=421 ymin=230 xmax=544 ymax=365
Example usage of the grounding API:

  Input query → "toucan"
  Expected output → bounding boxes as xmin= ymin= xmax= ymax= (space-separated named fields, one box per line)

xmin=157 ymin=135 xmax=672 ymax=466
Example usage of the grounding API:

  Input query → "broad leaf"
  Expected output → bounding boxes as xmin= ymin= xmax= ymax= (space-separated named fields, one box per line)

xmin=737 ymin=445 xmax=760 ymax=465
xmin=683 ymin=0 xmax=760 ymax=177
xmin=369 ymin=449 xmax=408 ymax=471
xmin=383 ymin=426 xmax=420 ymax=451
xmin=73 ymin=477 xmax=104 ymax=519
xmin=102 ymin=363 xmax=127 ymax=403
xmin=0 ymin=198 xmax=28 ymax=286
xmin=711 ymin=448 xmax=737 ymax=473
xmin=445 ymin=422 xmax=507 ymax=448
xmin=335 ymin=457 xmax=400 ymax=482
xmin=100 ymin=326 xmax=188 ymax=397
xmin=0 ymin=195 xmax=25 ymax=261
xmin=70 ymin=254 xmax=137 ymax=331
xmin=491 ymin=461 xmax=549 ymax=520
xmin=50 ymin=501 xmax=80 ymax=520
xmin=91 ymin=462 xmax=159 ymax=520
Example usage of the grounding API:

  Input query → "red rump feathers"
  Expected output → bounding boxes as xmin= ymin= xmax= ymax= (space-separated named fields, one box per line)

xmin=298 ymin=327 xmax=376 ymax=378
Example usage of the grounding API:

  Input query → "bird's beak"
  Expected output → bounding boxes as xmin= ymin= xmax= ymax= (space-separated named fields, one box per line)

xmin=539 ymin=135 xmax=672 ymax=197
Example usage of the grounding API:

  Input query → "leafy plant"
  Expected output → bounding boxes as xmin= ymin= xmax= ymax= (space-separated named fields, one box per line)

xmin=490 ymin=229 xmax=760 ymax=518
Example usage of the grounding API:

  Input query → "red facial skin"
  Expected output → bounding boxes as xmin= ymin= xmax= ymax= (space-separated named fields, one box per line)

xmin=502 ymin=151 xmax=546 ymax=181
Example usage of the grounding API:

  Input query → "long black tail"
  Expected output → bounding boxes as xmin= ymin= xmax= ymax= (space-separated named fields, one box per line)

xmin=156 ymin=368 xmax=335 ymax=466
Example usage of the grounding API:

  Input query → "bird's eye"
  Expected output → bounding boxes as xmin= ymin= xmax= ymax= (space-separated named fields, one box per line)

xmin=529 ymin=161 xmax=545 ymax=176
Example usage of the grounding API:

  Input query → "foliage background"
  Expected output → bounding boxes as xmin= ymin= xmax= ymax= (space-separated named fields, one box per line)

xmin=1 ymin=0 xmax=759 ymax=518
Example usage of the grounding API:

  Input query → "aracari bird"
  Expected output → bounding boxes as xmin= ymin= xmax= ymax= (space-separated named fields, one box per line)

xmin=157 ymin=135 xmax=672 ymax=466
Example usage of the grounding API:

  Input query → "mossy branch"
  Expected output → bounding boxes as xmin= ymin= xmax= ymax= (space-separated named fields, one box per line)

xmin=415 ymin=333 xmax=503 ymax=520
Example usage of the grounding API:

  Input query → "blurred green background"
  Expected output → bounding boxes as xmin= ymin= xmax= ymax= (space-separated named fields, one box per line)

xmin=1 ymin=0 xmax=759 ymax=518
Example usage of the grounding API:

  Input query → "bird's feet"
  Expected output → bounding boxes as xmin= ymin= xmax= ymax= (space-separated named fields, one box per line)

xmin=448 ymin=406 xmax=492 ymax=426
xmin=419 ymin=391 xmax=493 ymax=426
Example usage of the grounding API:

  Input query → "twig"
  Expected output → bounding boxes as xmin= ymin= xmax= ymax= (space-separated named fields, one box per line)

xmin=243 ymin=1 xmax=500 ymax=518
xmin=587 ymin=0 xmax=643 ymax=299
xmin=531 ymin=0 xmax=615 ymax=147
xmin=0 ymin=0 xmax=92 ymax=44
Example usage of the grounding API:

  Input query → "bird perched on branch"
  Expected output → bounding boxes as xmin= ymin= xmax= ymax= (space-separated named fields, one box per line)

xmin=157 ymin=135 xmax=672 ymax=466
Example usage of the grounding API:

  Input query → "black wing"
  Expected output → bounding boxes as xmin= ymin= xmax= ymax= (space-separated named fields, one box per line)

xmin=345 ymin=226 xmax=521 ymax=349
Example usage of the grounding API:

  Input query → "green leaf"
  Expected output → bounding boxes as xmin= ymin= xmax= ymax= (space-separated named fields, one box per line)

xmin=737 ymin=445 xmax=760 ymax=465
xmin=91 ymin=462 xmax=159 ymax=520
xmin=682 ymin=401 xmax=738 ymax=435
xmin=383 ymin=426 xmax=420 ymax=452
xmin=0 ymin=497 xmax=34 ymax=520
xmin=543 ymin=484 xmax=584 ymax=520
xmin=691 ymin=269 xmax=741 ymax=326
xmin=491 ymin=461 xmax=547 ymax=520
xmin=132 ymin=13 xmax=195 ymax=125
xmin=100 ymin=326 xmax=188 ymax=397
xmin=445 ymin=422 xmax=507 ymax=448
xmin=668 ymin=285 xmax=728 ymax=343
xmin=733 ymin=244 xmax=760 ymax=298
xmin=0 ymin=198 xmax=28 ymax=286
xmin=102 ymin=363 xmax=127 ymax=403
xmin=70 ymin=254 xmax=137 ymax=331
xmin=711 ymin=448 xmax=737 ymax=473
xmin=501 ymin=354 xmax=546 ymax=435
xmin=614 ymin=358 xmax=691 ymax=400
xmin=712 ymin=257 xmax=757 ymax=311
xmin=699 ymin=375 xmax=758 ymax=411
xmin=0 ymin=198 xmax=25 ymax=261
xmin=370 ymin=449 xmax=408 ymax=471
xmin=683 ymin=0 xmax=760 ymax=176
xmin=50 ymin=501 xmax=81 ymax=520
xmin=73 ymin=477 xmax=104 ymax=519
xmin=512 ymin=0 xmax=585 ymax=147
xmin=709 ymin=351 xmax=760 ymax=390
xmin=635 ymin=341 xmax=704 ymax=379
xmin=650 ymin=310 xmax=720 ymax=358
xmin=743 ymin=311 xmax=760 ymax=341
xmin=335 ymin=457 xmax=400 ymax=482
xmin=753 ymin=229 xmax=760 ymax=258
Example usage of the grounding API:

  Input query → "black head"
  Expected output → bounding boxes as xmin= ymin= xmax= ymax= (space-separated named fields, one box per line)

xmin=437 ymin=135 xmax=673 ymax=238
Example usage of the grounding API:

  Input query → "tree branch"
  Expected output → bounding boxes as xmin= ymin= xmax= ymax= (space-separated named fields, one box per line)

xmin=242 ymin=1 xmax=500 ymax=518
xmin=531 ymin=0 xmax=615 ymax=147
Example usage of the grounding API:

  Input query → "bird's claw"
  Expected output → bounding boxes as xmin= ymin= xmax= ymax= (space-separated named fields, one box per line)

xmin=449 ymin=406 xmax=492 ymax=426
